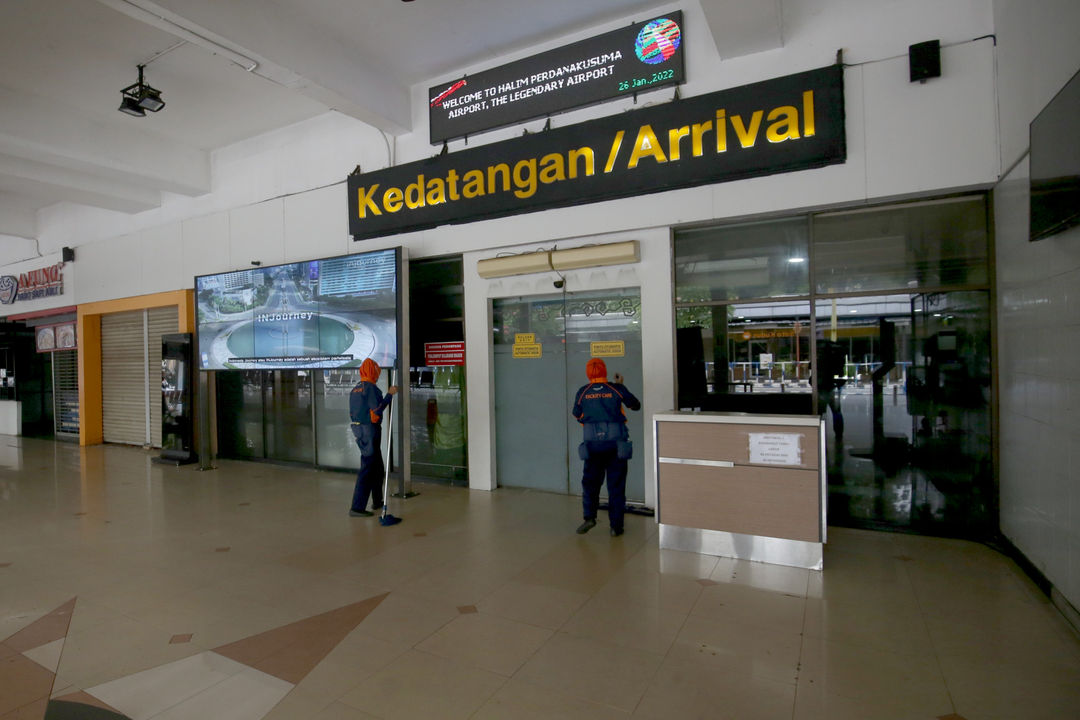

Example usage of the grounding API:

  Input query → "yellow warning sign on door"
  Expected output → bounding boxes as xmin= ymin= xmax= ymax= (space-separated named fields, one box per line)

xmin=590 ymin=341 xmax=625 ymax=358
xmin=512 ymin=343 xmax=542 ymax=358
xmin=514 ymin=333 xmax=536 ymax=344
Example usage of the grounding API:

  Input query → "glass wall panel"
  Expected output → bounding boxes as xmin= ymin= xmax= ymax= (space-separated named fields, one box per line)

xmin=819 ymin=291 xmax=993 ymax=537
xmin=409 ymin=257 xmax=467 ymax=482
xmin=672 ymin=194 xmax=993 ymax=539
xmin=674 ymin=217 xmax=810 ymax=302
xmin=314 ymin=368 xmax=364 ymax=470
xmin=217 ymin=370 xmax=314 ymax=464
xmin=264 ymin=371 xmax=313 ymax=464
xmin=676 ymin=300 xmax=812 ymax=414
xmin=814 ymin=197 xmax=988 ymax=294
xmin=409 ymin=367 xmax=467 ymax=481
xmin=813 ymin=295 xmax=916 ymax=445
xmin=216 ymin=370 xmax=265 ymax=459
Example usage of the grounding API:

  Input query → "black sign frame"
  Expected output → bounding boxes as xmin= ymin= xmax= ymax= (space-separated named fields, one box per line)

xmin=353 ymin=64 xmax=846 ymax=241
xmin=428 ymin=11 xmax=685 ymax=144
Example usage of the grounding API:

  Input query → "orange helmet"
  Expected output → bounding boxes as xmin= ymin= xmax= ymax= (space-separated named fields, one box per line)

xmin=586 ymin=358 xmax=607 ymax=382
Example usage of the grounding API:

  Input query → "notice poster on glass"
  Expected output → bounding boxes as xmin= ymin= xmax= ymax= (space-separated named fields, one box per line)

xmin=195 ymin=248 xmax=400 ymax=370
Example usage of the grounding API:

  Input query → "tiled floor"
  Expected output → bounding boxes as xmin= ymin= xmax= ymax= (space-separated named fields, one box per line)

xmin=1 ymin=437 xmax=1079 ymax=719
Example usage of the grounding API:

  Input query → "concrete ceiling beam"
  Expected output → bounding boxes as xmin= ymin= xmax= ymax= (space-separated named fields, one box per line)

xmin=700 ymin=0 xmax=784 ymax=59
xmin=0 ymin=194 xmax=39 ymax=240
xmin=97 ymin=0 xmax=412 ymax=135
xmin=0 ymin=155 xmax=162 ymax=214
xmin=0 ymin=85 xmax=210 ymax=198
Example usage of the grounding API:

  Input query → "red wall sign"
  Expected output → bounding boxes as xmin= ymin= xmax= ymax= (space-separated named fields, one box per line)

xmin=424 ymin=341 xmax=465 ymax=366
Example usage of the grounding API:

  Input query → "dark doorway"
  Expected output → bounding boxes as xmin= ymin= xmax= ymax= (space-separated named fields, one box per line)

xmin=408 ymin=256 xmax=467 ymax=483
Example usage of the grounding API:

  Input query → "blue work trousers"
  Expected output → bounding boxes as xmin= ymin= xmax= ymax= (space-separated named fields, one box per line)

xmin=581 ymin=442 xmax=627 ymax=531
xmin=351 ymin=426 xmax=384 ymax=513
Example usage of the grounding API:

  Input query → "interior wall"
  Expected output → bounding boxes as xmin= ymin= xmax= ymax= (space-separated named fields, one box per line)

xmin=991 ymin=0 xmax=1080 ymax=613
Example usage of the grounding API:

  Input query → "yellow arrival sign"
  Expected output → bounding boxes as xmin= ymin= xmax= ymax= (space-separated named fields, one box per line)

xmin=590 ymin=341 xmax=625 ymax=358
xmin=513 ymin=343 xmax=542 ymax=359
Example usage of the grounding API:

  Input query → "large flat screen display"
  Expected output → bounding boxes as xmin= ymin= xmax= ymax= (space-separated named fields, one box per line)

xmin=1031 ymin=66 xmax=1080 ymax=241
xmin=196 ymin=248 xmax=399 ymax=370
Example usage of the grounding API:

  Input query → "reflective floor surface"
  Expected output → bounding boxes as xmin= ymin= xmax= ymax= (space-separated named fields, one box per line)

xmin=1 ymin=437 xmax=1078 ymax=719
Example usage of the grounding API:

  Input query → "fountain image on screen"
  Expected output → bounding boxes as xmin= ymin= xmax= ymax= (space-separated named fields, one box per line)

xmin=196 ymin=248 xmax=398 ymax=370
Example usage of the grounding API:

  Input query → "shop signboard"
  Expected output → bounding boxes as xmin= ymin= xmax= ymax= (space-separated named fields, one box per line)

xmin=351 ymin=64 xmax=845 ymax=241
xmin=0 ymin=261 xmax=66 ymax=305
xmin=429 ymin=11 xmax=685 ymax=144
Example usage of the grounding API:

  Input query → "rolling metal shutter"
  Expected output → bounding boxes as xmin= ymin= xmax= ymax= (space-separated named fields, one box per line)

xmin=102 ymin=310 xmax=146 ymax=445
xmin=147 ymin=306 xmax=178 ymax=447
xmin=52 ymin=349 xmax=79 ymax=439
xmin=101 ymin=307 xmax=179 ymax=446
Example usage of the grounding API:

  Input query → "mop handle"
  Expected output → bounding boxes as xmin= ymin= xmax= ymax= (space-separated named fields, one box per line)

xmin=380 ymin=368 xmax=395 ymax=515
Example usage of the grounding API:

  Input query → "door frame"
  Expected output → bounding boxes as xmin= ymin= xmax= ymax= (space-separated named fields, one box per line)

xmin=491 ymin=288 xmax=646 ymax=500
xmin=463 ymin=228 xmax=676 ymax=508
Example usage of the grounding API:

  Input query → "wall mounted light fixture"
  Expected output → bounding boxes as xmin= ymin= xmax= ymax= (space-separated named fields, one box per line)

xmin=118 ymin=64 xmax=165 ymax=117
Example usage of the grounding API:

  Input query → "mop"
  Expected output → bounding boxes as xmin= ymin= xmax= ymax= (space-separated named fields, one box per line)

xmin=378 ymin=370 xmax=402 ymax=526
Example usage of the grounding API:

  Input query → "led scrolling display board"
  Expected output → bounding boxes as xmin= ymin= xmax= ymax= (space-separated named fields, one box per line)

xmin=428 ymin=11 xmax=685 ymax=144
xmin=351 ymin=64 xmax=846 ymax=241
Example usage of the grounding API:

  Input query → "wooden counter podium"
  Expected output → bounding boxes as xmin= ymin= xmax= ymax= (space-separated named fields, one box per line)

xmin=653 ymin=411 xmax=826 ymax=570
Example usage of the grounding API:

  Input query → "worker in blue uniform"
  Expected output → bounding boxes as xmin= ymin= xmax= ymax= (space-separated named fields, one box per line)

xmin=572 ymin=358 xmax=641 ymax=536
xmin=348 ymin=358 xmax=398 ymax=521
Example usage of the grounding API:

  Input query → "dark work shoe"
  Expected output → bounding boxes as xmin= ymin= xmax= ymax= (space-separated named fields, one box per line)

xmin=576 ymin=519 xmax=596 ymax=534
xmin=349 ymin=510 xmax=373 ymax=517
xmin=610 ymin=527 xmax=624 ymax=537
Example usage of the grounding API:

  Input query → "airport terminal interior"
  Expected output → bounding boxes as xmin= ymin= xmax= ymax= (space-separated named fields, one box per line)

xmin=2 ymin=1 xmax=1080 ymax=718
xmin=2 ymin=439 xmax=1079 ymax=720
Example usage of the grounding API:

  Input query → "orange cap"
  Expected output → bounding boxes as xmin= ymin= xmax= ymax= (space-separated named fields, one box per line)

xmin=360 ymin=358 xmax=381 ymax=384
xmin=586 ymin=358 xmax=607 ymax=382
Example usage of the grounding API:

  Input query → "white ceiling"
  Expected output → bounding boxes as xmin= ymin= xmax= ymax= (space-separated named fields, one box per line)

xmin=0 ymin=0 xmax=782 ymax=241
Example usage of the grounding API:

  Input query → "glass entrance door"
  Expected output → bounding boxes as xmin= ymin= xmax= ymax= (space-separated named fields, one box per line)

xmin=265 ymin=370 xmax=313 ymax=464
xmin=816 ymin=292 xmax=993 ymax=536
xmin=493 ymin=289 xmax=644 ymax=501
xmin=216 ymin=369 xmax=313 ymax=464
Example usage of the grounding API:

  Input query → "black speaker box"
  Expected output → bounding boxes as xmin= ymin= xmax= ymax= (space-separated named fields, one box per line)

xmin=61 ymin=246 xmax=75 ymax=262
xmin=909 ymin=40 xmax=941 ymax=82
